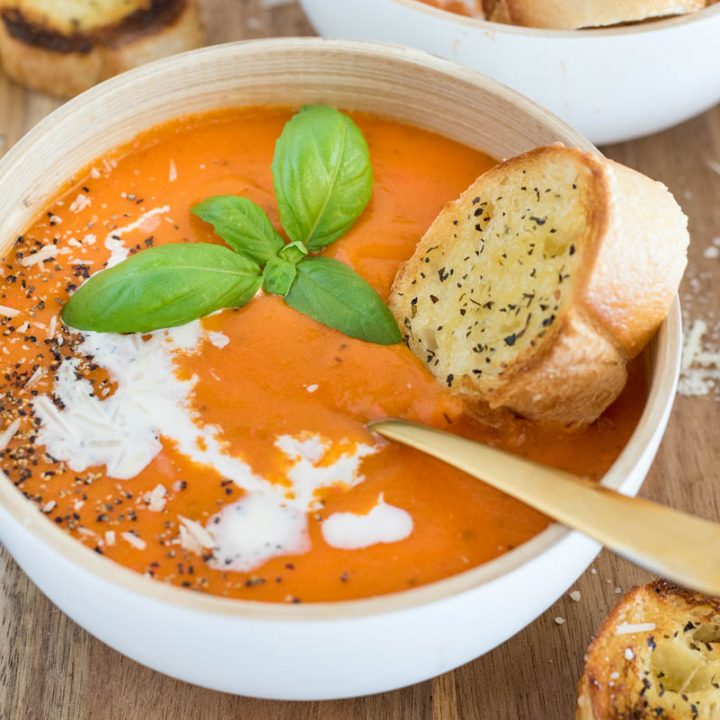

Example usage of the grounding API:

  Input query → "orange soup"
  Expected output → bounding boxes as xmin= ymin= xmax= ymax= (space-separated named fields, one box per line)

xmin=0 ymin=108 xmax=646 ymax=602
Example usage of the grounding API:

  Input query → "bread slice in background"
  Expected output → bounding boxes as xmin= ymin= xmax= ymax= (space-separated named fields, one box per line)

xmin=482 ymin=0 xmax=512 ymax=22
xmin=498 ymin=0 xmax=705 ymax=28
xmin=578 ymin=580 xmax=720 ymax=719
xmin=0 ymin=0 xmax=205 ymax=97
xmin=389 ymin=146 xmax=688 ymax=426
xmin=483 ymin=0 xmax=512 ymax=24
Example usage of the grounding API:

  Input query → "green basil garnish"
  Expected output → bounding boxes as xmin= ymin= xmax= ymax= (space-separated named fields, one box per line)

xmin=192 ymin=195 xmax=283 ymax=265
xmin=286 ymin=257 xmax=402 ymax=345
xmin=63 ymin=244 xmax=261 ymax=333
xmin=278 ymin=240 xmax=308 ymax=264
xmin=63 ymin=105 xmax=400 ymax=346
xmin=272 ymin=105 xmax=373 ymax=251
xmin=262 ymin=257 xmax=297 ymax=297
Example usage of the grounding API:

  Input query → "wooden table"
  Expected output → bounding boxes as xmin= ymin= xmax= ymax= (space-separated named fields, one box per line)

xmin=0 ymin=1 xmax=717 ymax=717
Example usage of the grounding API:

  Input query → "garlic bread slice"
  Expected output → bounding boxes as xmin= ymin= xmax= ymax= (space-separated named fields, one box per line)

xmin=0 ymin=0 xmax=205 ymax=97
xmin=2 ymin=0 xmax=151 ymax=35
xmin=389 ymin=146 xmax=688 ymax=425
xmin=578 ymin=580 xmax=720 ymax=720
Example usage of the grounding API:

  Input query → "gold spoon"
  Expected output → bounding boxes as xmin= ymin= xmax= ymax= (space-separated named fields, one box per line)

xmin=369 ymin=418 xmax=720 ymax=596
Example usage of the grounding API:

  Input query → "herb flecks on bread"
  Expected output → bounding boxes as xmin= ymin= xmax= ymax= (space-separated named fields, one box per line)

xmin=0 ymin=0 xmax=205 ymax=96
xmin=578 ymin=580 xmax=720 ymax=720
xmin=390 ymin=146 xmax=688 ymax=426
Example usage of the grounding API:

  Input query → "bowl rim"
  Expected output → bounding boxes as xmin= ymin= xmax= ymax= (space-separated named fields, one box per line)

xmin=396 ymin=0 xmax=720 ymax=36
xmin=0 ymin=37 xmax=683 ymax=622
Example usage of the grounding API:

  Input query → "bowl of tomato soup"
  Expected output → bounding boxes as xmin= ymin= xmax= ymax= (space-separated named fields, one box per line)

xmin=0 ymin=39 xmax=681 ymax=699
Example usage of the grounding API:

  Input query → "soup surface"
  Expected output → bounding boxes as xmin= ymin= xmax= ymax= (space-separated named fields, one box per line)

xmin=0 ymin=108 xmax=646 ymax=602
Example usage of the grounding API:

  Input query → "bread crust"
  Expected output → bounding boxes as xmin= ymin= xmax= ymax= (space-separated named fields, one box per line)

xmin=489 ymin=308 xmax=628 ymax=424
xmin=0 ymin=0 xmax=205 ymax=96
xmin=389 ymin=146 xmax=688 ymax=426
xmin=504 ymin=0 xmax=706 ymax=28
xmin=577 ymin=580 xmax=720 ymax=719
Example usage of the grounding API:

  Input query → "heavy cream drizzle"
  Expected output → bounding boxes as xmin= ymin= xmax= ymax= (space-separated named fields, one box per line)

xmin=33 ymin=321 xmax=411 ymax=569
xmin=31 ymin=209 xmax=413 ymax=570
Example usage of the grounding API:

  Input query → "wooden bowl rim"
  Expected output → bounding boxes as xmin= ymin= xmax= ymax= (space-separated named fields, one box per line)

xmin=0 ymin=37 xmax=682 ymax=620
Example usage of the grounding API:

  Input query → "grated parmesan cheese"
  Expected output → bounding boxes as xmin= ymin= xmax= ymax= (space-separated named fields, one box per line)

xmin=144 ymin=484 xmax=167 ymax=512
xmin=0 ymin=304 xmax=20 ymax=318
xmin=20 ymin=244 xmax=57 ymax=267
xmin=178 ymin=515 xmax=215 ymax=550
xmin=121 ymin=531 xmax=147 ymax=551
xmin=0 ymin=418 xmax=20 ymax=452
xmin=104 ymin=206 xmax=170 ymax=268
xmin=24 ymin=367 xmax=44 ymax=390
xmin=679 ymin=318 xmax=720 ymax=398
xmin=69 ymin=193 xmax=92 ymax=213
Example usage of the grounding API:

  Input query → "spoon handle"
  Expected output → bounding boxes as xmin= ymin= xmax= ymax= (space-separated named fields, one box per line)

xmin=370 ymin=419 xmax=720 ymax=596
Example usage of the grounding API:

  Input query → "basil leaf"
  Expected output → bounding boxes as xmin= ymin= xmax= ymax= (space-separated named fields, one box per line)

xmin=285 ymin=257 xmax=401 ymax=345
xmin=262 ymin=257 xmax=297 ymax=297
xmin=192 ymin=195 xmax=284 ymax=264
xmin=272 ymin=106 xmax=373 ymax=251
xmin=278 ymin=240 xmax=308 ymax=264
xmin=63 ymin=244 xmax=261 ymax=333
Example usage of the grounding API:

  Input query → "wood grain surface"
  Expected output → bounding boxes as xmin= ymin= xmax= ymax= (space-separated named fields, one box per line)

xmin=0 ymin=1 xmax=718 ymax=718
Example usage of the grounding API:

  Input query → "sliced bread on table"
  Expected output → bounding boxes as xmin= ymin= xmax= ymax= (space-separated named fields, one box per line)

xmin=0 ymin=0 xmax=205 ymax=97
xmin=389 ymin=145 xmax=688 ymax=426
xmin=493 ymin=0 xmax=706 ymax=28
xmin=577 ymin=580 xmax=720 ymax=719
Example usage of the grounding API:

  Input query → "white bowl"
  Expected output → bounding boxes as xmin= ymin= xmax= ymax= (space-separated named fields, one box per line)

xmin=299 ymin=0 xmax=720 ymax=145
xmin=0 ymin=38 xmax=682 ymax=700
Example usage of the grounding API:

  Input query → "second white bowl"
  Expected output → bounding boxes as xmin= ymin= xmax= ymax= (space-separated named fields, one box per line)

xmin=300 ymin=0 xmax=720 ymax=145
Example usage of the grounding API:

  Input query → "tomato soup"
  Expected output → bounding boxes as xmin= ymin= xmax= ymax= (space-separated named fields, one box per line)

xmin=0 ymin=108 xmax=646 ymax=602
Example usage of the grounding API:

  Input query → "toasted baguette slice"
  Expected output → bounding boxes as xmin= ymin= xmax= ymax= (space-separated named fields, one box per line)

xmin=0 ymin=0 xmax=205 ymax=97
xmin=501 ymin=0 xmax=705 ymax=28
xmin=389 ymin=146 xmax=688 ymax=426
xmin=577 ymin=580 xmax=720 ymax=720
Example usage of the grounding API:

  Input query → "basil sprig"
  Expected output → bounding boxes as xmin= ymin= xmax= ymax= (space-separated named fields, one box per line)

xmin=63 ymin=244 xmax=261 ymax=333
xmin=62 ymin=106 xmax=401 ymax=345
xmin=273 ymin=105 xmax=373 ymax=250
